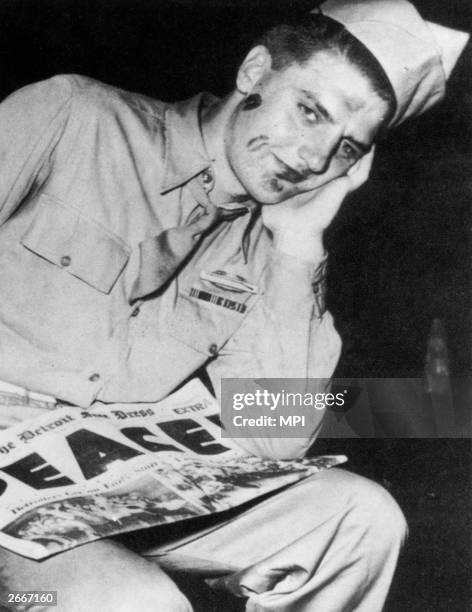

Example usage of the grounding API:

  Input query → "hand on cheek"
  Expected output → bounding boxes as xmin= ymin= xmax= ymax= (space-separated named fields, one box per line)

xmin=262 ymin=148 xmax=375 ymax=262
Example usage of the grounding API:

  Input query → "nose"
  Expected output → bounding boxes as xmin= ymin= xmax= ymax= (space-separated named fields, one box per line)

xmin=298 ymin=145 xmax=330 ymax=174
xmin=298 ymin=130 xmax=340 ymax=175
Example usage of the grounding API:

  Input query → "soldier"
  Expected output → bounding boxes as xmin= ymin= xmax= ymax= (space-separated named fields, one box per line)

xmin=0 ymin=1 xmax=467 ymax=610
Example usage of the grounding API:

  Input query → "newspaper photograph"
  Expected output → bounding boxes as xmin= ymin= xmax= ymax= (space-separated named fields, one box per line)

xmin=0 ymin=380 xmax=345 ymax=560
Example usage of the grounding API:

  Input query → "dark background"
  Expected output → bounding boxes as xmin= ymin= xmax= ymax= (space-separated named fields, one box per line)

xmin=0 ymin=1 xmax=470 ymax=610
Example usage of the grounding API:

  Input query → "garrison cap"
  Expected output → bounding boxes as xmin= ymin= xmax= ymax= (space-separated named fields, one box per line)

xmin=315 ymin=0 xmax=469 ymax=125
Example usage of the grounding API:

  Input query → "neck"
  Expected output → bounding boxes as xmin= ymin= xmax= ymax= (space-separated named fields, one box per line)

xmin=201 ymin=92 xmax=249 ymax=205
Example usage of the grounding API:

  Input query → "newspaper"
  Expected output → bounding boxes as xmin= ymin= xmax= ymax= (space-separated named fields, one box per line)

xmin=0 ymin=380 xmax=346 ymax=560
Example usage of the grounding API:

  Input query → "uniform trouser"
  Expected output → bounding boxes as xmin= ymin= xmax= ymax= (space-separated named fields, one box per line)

xmin=0 ymin=380 xmax=407 ymax=612
xmin=144 ymin=467 xmax=407 ymax=611
xmin=0 ymin=467 xmax=406 ymax=612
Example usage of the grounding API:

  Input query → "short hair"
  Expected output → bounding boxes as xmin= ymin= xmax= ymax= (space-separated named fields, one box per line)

xmin=256 ymin=14 xmax=397 ymax=125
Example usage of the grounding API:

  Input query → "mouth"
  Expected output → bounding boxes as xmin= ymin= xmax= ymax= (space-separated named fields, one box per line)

xmin=273 ymin=156 xmax=307 ymax=184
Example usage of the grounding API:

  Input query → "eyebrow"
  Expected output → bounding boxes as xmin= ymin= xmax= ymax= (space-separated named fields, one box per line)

xmin=301 ymin=89 xmax=371 ymax=153
xmin=301 ymin=90 xmax=334 ymax=123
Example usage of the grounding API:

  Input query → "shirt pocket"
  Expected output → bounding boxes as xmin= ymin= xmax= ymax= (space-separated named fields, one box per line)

xmin=20 ymin=193 xmax=130 ymax=294
xmin=168 ymin=280 xmax=259 ymax=356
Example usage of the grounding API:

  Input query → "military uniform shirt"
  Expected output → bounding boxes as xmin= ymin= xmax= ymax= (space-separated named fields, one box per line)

xmin=0 ymin=75 xmax=341 ymax=456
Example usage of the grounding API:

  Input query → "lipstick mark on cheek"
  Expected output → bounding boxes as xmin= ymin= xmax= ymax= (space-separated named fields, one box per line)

xmin=270 ymin=178 xmax=284 ymax=192
xmin=265 ymin=178 xmax=283 ymax=193
xmin=246 ymin=135 xmax=269 ymax=150
xmin=242 ymin=93 xmax=262 ymax=111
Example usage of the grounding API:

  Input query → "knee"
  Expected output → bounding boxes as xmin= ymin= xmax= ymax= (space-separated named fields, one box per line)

xmin=0 ymin=540 xmax=194 ymax=612
xmin=80 ymin=543 xmax=195 ymax=612
xmin=307 ymin=468 xmax=408 ymax=547
xmin=343 ymin=471 xmax=408 ymax=547
xmin=138 ymin=589 xmax=193 ymax=612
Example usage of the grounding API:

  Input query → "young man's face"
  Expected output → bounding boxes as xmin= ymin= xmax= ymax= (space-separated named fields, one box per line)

xmin=225 ymin=48 xmax=390 ymax=205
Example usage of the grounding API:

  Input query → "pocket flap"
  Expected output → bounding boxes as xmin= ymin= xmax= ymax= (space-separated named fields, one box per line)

xmin=21 ymin=194 xmax=130 ymax=294
xmin=168 ymin=282 xmax=258 ymax=356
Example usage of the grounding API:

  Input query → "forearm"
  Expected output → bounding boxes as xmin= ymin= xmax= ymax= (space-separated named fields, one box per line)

xmin=255 ymin=247 xmax=326 ymax=378
xmin=207 ymin=244 xmax=341 ymax=459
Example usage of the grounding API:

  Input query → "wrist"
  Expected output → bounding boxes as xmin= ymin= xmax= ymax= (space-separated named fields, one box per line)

xmin=265 ymin=249 xmax=327 ymax=318
xmin=272 ymin=230 xmax=325 ymax=263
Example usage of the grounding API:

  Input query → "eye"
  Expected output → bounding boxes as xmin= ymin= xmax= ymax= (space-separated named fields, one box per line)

xmin=338 ymin=141 xmax=361 ymax=162
xmin=298 ymin=103 xmax=320 ymax=124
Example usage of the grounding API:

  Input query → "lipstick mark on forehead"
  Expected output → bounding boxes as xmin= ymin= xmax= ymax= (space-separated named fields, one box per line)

xmin=344 ymin=95 xmax=368 ymax=113
xmin=247 ymin=135 xmax=269 ymax=150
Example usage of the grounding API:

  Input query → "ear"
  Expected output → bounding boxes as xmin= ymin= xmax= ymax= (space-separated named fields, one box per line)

xmin=236 ymin=45 xmax=273 ymax=94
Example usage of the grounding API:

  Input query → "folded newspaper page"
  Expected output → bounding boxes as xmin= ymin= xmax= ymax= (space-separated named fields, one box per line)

xmin=0 ymin=380 xmax=346 ymax=559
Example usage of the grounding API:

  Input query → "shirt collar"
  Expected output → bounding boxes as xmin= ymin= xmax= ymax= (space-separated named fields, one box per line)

xmin=160 ymin=92 xmax=258 ymax=230
xmin=160 ymin=93 xmax=215 ymax=194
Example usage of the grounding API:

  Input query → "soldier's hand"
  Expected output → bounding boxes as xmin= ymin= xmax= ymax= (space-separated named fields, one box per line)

xmin=262 ymin=148 xmax=375 ymax=262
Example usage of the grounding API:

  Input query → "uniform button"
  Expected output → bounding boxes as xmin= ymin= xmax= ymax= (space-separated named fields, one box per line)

xmin=131 ymin=307 xmax=140 ymax=317
xmin=89 ymin=373 xmax=100 ymax=382
xmin=209 ymin=343 xmax=218 ymax=356
xmin=60 ymin=255 xmax=71 ymax=267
